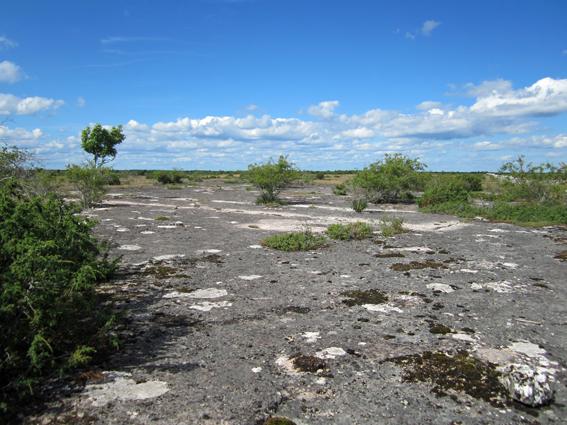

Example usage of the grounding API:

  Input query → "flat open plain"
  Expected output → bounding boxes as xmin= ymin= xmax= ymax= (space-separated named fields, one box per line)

xmin=27 ymin=180 xmax=567 ymax=425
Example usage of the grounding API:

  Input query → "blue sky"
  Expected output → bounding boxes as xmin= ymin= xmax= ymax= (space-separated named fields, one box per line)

xmin=1 ymin=0 xmax=566 ymax=170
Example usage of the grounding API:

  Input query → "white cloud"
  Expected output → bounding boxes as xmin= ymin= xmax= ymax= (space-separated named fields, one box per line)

xmin=0 ymin=36 xmax=17 ymax=49
xmin=465 ymin=79 xmax=513 ymax=97
xmin=470 ymin=77 xmax=567 ymax=117
xmin=0 ymin=125 xmax=43 ymax=145
xmin=0 ymin=93 xmax=64 ymax=115
xmin=417 ymin=101 xmax=442 ymax=110
xmin=474 ymin=141 xmax=502 ymax=150
xmin=341 ymin=127 xmax=375 ymax=139
xmin=245 ymin=104 xmax=258 ymax=111
xmin=307 ymin=100 xmax=340 ymax=118
xmin=100 ymin=36 xmax=170 ymax=44
xmin=421 ymin=20 xmax=441 ymax=36
xmin=0 ymin=61 xmax=24 ymax=83
xmin=77 ymin=96 xmax=86 ymax=108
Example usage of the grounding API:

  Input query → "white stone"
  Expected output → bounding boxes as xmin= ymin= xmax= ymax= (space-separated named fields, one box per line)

xmin=163 ymin=288 xmax=227 ymax=299
xmin=302 ymin=332 xmax=321 ymax=344
xmin=204 ymin=249 xmax=222 ymax=254
xmin=153 ymin=254 xmax=185 ymax=261
xmin=84 ymin=371 xmax=168 ymax=407
xmin=249 ymin=245 xmax=263 ymax=249
xmin=251 ymin=367 xmax=262 ymax=373
xmin=499 ymin=363 xmax=555 ymax=407
xmin=362 ymin=304 xmax=403 ymax=313
xmin=157 ymin=225 xmax=177 ymax=229
xmin=141 ymin=231 xmax=155 ymax=235
xmin=238 ymin=275 xmax=262 ymax=280
xmin=316 ymin=347 xmax=347 ymax=359
xmin=452 ymin=333 xmax=475 ymax=342
xmin=426 ymin=283 xmax=454 ymax=293
xmin=119 ymin=245 xmax=142 ymax=251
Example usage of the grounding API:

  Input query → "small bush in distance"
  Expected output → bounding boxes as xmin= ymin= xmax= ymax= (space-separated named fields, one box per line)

xmin=327 ymin=222 xmax=373 ymax=240
xmin=352 ymin=154 xmax=425 ymax=203
xmin=315 ymin=172 xmax=325 ymax=180
xmin=261 ymin=230 xmax=327 ymax=251
xmin=333 ymin=183 xmax=347 ymax=196
xmin=66 ymin=162 xmax=112 ymax=208
xmin=246 ymin=156 xmax=299 ymax=204
xmin=352 ymin=198 xmax=368 ymax=213
xmin=418 ymin=175 xmax=471 ymax=208
xmin=380 ymin=216 xmax=406 ymax=237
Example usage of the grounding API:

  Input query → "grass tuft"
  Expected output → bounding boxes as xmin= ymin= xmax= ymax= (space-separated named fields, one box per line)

xmin=261 ymin=230 xmax=327 ymax=251
xmin=326 ymin=222 xmax=373 ymax=240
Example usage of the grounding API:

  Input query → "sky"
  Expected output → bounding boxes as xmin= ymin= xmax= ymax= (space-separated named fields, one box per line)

xmin=1 ymin=0 xmax=566 ymax=171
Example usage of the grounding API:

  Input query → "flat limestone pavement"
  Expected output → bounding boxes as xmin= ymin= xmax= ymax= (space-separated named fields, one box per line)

xmin=26 ymin=181 xmax=567 ymax=425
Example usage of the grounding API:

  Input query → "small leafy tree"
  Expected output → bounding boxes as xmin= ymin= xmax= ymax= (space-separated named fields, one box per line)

xmin=68 ymin=124 xmax=125 ymax=208
xmin=81 ymin=124 xmax=125 ymax=167
xmin=246 ymin=155 xmax=299 ymax=204
xmin=0 ymin=144 xmax=32 ymax=181
xmin=352 ymin=154 xmax=426 ymax=203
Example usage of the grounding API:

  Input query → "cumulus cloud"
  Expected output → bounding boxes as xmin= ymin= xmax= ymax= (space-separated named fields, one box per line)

xmin=77 ymin=96 xmax=86 ymax=108
xmin=0 ymin=125 xmax=43 ymax=145
xmin=0 ymin=94 xmax=64 ymax=115
xmin=470 ymin=77 xmax=567 ymax=117
xmin=474 ymin=141 xmax=502 ymax=150
xmin=0 ymin=61 xmax=24 ymax=83
xmin=307 ymin=100 xmax=340 ymax=118
xmin=0 ymin=36 xmax=17 ymax=49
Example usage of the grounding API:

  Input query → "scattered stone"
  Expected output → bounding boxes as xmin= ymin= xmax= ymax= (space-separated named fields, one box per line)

xmin=249 ymin=245 xmax=263 ymax=249
xmin=118 ymin=244 xmax=142 ymax=251
xmin=83 ymin=371 xmax=169 ymax=407
xmin=238 ymin=275 xmax=262 ymax=280
xmin=302 ymin=331 xmax=321 ymax=343
xmin=362 ymin=304 xmax=403 ymax=313
xmin=426 ymin=283 xmax=454 ymax=293
xmin=152 ymin=254 xmax=185 ymax=261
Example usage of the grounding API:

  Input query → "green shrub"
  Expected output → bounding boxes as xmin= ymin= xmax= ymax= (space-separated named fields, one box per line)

xmin=261 ymin=230 xmax=327 ymax=251
xmin=326 ymin=222 xmax=373 ymax=240
xmin=246 ymin=156 xmax=299 ymax=204
xmin=418 ymin=176 xmax=471 ymax=208
xmin=352 ymin=198 xmax=368 ymax=213
xmin=106 ymin=172 xmax=121 ymax=186
xmin=352 ymin=154 xmax=425 ymax=203
xmin=333 ymin=183 xmax=347 ymax=196
xmin=66 ymin=162 xmax=112 ymax=208
xmin=380 ymin=217 xmax=406 ymax=237
xmin=315 ymin=172 xmax=325 ymax=180
xmin=155 ymin=171 xmax=183 ymax=185
xmin=0 ymin=182 xmax=118 ymax=417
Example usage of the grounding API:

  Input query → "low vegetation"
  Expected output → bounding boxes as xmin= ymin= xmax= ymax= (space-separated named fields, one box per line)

xmin=261 ymin=229 xmax=327 ymax=251
xmin=379 ymin=216 xmax=406 ymax=237
xmin=351 ymin=198 xmax=368 ymax=213
xmin=326 ymin=222 xmax=373 ymax=240
xmin=419 ymin=157 xmax=567 ymax=226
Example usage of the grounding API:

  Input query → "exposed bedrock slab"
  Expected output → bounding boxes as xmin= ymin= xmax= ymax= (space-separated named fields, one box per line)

xmin=25 ymin=183 xmax=567 ymax=425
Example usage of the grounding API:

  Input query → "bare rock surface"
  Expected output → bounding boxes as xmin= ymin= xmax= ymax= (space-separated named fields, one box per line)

xmin=25 ymin=181 xmax=567 ymax=424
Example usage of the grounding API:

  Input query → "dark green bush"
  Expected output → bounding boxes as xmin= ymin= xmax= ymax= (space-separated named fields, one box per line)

xmin=261 ymin=230 xmax=327 ymax=251
xmin=106 ymin=172 xmax=121 ymax=186
xmin=352 ymin=154 xmax=425 ymax=203
xmin=246 ymin=156 xmax=299 ymax=204
xmin=0 ymin=182 xmax=118 ymax=416
xmin=315 ymin=172 xmax=325 ymax=180
xmin=326 ymin=222 xmax=373 ymax=240
xmin=418 ymin=176 xmax=471 ymax=208
xmin=156 ymin=171 xmax=183 ymax=185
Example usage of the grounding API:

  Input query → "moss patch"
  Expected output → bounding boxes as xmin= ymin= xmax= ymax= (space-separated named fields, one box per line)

xmin=143 ymin=265 xmax=179 ymax=279
xmin=390 ymin=260 xmax=447 ymax=272
xmin=429 ymin=322 xmax=453 ymax=335
xmin=291 ymin=354 xmax=329 ymax=373
xmin=154 ymin=215 xmax=170 ymax=221
xmin=383 ymin=351 xmax=507 ymax=407
xmin=341 ymin=289 xmax=388 ymax=306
